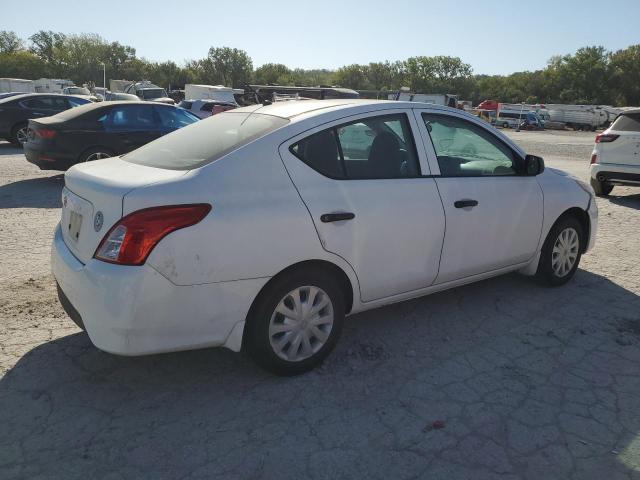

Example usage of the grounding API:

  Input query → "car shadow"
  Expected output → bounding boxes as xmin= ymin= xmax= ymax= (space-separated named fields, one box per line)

xmin=608 ymin=192 xmax=640 ymax=210
xmin=0 ymin=141 xmax=22 ymax=156
xmin=1 ymin=269 xmax=640 ymax=477
xmin=0 ymin=174 xmax=63 ymax=209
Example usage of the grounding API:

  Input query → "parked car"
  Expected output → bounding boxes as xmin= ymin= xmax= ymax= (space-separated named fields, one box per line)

xmin=104 ymin=92 xmax=137 ymax=101
xmin=62 ymin=86 xmax=99 ymax=102
xmin=0 ymin=92 xmax=23 ymax=100
xmin=0 ymin=93 xmax=91 ymax=146
xmin=125 ymin=81 xmax=175 ymax=104
xmin=52 ymin=100 xmax=597 ymax=375
xmin=178 ymin=99 xmax=237 ymax=119
xmin=590 ymin=109 xmax=640 ymax=196
xmin=105 ymin=92 xmax=139 ymax=101
xmin=24 ymin=101 xmax=199 ymax=170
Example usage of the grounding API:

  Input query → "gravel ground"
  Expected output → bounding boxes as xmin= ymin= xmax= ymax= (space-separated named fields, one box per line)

xmin=1 ymin=130 xmax=639 ymax=479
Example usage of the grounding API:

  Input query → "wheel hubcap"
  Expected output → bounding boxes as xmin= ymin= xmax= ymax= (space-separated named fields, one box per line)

xmin=86 ymin=152 xmax=111 ymax=162
xmin=552 ymin=227 xmax=579 ymax=277
xmin=16 ymin=127 xmax=28 ymax=144
xmin=269 ymin=286 xmax=334 ymax=362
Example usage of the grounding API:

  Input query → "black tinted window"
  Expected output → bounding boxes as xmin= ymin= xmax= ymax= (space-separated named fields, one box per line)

xmin=612 ymin=113 xmax=640 ymax=132
xmin=179 ymin=101 xmax=193 ymax=109
xmin=291 ymin=114 xmax=420 ymax=180
xmin=155 ymin=106 xmax=199 ymax=129
xmin=22 ymin=96 xmax=68 ymax=109
xmin=200 ymin=103 xmax=214 ymax=112
xmin=108 ymin=105 xmax=157 ymax=130
xmin=292 ymin=130 xmax=343 ymax=178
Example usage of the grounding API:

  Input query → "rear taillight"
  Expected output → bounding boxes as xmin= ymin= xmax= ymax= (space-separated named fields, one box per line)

xmin=35 ymin=128 xmax=57 ymax=139
xmin=590 ymin=153 xmax=598 ymax=164
xmin=595 ymin=133 xmax=619 ymax=143
xmin=94 ymin=204 xmax=211 ymax=265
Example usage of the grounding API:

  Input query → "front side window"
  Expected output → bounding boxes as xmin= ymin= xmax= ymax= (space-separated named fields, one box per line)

xmin=155 ymin=106 xmax=199 ymax=129
xmin=291 ymin=113 xmax=420 ymax=179
xmin=611 ymin=113 xmax=640 ymax=132
xmin=67 ymin=97 xmax=90 ymax=108
xmin=108 ymin=105 xmax=157 ymax=130
xmin=423 ymin=113 xmax=518 ymax=176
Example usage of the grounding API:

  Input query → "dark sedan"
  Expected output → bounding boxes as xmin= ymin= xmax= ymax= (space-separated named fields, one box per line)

xmin=23 ymin=101 xmax=199 ymax=170
xmin=0 ymin=93 xmax=91 ymax=145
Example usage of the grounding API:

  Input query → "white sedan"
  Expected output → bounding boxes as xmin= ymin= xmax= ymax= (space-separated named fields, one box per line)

xmin=52 ymin=100 xmax=598 ymax=375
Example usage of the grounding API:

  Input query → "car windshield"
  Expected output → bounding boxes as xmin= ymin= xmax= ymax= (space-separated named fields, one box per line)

xmin=67 ymin=87 xmax=91 ymax=95
xmin=141 ymin=89 xmax=166 ymax=100
xmin=123 ymin=111 xmax=289 ymax=170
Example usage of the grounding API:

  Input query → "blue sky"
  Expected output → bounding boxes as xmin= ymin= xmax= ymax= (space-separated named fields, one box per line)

xmin=2 ymin=0 xmax=639 ymax=75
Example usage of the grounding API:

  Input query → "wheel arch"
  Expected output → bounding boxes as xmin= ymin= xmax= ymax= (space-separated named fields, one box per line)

xmin=252 ymin=259 xmax=354 ymax=315
xmin=240 ymin=259 xmax=355 ymax=351
xmin=556 ymin=206 xmax=590 ymax=253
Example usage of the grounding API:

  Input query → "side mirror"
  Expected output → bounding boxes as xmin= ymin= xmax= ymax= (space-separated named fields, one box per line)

xmin=524 ymin=154 xmax=545 ymax=176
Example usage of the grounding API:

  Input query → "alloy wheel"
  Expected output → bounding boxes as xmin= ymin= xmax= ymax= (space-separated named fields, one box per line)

xmin=268 ymin=286 xmax=334 ymax=362
xmin=85 ymin=152 xmax=111 ymax=162
xmin=16 ymin=127 xmax=28 ymax=145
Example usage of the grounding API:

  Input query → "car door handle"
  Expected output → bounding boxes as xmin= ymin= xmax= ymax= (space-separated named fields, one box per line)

xmin=454 ymin=199 xmax=479 ymax=208
xmin=320 ymin=212 xmax=355 ymax=223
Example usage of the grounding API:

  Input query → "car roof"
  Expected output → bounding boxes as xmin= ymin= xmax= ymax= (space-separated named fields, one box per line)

xmin=232 ymin=99 xmax=468 ymax=121
xmin=619 ymin=108 xmax=640 ymax=115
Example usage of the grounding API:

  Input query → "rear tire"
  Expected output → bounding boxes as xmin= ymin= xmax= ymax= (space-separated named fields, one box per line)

xmin=79 ymin=147 xmax=114 ymax=163
xmin=535 ymin=216 xmax=584 ymax=286
xmin=245 ymin=269 xmax=345 ymax=376
xmin=10 ymin=123 xmax=28 ymax=147
xmin=590 ymin=177 xmax=613 ymax=196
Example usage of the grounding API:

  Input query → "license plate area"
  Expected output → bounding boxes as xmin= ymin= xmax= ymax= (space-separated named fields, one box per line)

xmin=68 ymin=210 xmax=83 ymax=242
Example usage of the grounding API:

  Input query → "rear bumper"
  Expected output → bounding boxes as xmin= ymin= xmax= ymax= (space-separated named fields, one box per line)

xmin=51 ymin=224 xmax=268 ymax=355
xmin=24 ymin=144 xmax=76 ymax=170
xmin=590 ymin=163 xmax=640 ymax=186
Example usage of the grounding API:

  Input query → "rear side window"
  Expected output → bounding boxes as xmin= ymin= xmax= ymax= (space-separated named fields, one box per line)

xmin=611 ymin=113 xmax=640 ymax=132
xmin=22 ymin=97 xmax=67 ymax=109
xmin=123 ymin=112 xmax=289 ymax=170
xmin=200 ymin=102 xmax=214 ymax=112
xmin=108 ymin=105 xmax=157 ymax=130
xmin=291 ymin=114 xmax=420 ymax=179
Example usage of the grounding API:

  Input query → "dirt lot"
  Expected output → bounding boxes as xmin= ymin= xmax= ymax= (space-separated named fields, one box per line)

xmin=1 ymin=130 xmax=639 ymax=479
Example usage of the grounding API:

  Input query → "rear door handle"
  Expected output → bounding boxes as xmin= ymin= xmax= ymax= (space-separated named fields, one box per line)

xmin=454 ymin=199 xmax=478 ymax=208
xmin=320 ymin=212 xmax=355 ymax=223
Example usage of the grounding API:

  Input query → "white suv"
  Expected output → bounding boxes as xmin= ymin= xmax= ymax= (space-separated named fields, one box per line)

xmin=590 ymin=109 xmax=640 ymax=196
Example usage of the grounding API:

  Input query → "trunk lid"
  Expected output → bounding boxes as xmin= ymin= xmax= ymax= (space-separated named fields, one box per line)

xmin=62 ymin=157 xmax=188 ymax=263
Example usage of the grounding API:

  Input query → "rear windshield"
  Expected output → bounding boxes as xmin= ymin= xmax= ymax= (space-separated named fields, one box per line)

xmin=123 ymin=111 xmax=289 ymax=170
xmin=611 ymin=113 xmax=640 ymax=132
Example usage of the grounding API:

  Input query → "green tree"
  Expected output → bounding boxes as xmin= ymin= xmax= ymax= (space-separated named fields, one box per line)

xmin=204 ymin=47 xmax=253 ymax=87
xmin=0 ymin=31 xmax=24 ymax=54
xmin=254 ymin=63 xmax=291 ymax=84
xmin=609 ymin=45 xmax=640 ymax=106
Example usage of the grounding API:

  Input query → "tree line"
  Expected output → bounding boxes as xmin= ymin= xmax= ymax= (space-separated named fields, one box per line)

xmin=1 ymin=30 xmax=638 ymax=106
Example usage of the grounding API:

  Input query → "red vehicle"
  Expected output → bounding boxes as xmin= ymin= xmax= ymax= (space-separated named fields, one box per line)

xmin=477 ymin=99 xmax=499 ymax=111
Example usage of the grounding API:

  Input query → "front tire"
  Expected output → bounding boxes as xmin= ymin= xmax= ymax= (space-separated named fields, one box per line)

xmin=245 ymin=269 xmax=345 ymax=375
xmin=536 ymin=216 xmax=584 ymax=286
xmin=590 ymin=177 xmax=613 ymax=196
